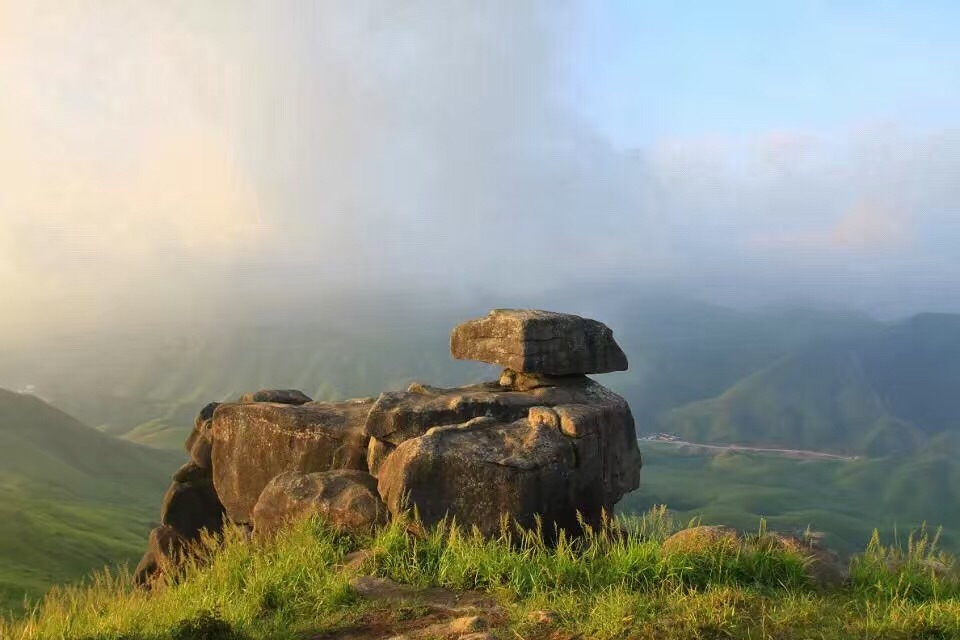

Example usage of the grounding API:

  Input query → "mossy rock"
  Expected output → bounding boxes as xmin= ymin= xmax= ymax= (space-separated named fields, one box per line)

xmin=661 ymin=526 xmax=739 ymax=554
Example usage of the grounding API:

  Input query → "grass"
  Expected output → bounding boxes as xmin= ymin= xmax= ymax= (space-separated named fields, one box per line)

xmin=3 ymin=510 xmax=959 ymax=640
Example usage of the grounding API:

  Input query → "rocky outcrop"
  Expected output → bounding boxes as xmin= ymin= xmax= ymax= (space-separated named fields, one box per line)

xmin=134 ymin=310 xmax=642 ymax=583
xmin=133 ymin=453 xmax=226 ymax=586
xmin=252 ymin=469 xmax=387 ymax=536
xmin=160 ymin=463 xmax=225 ymax=539
xmin=211 ymin=398 xmax=372 ymax=523
xmin=450 ymin=309 xmax=628 ymax=374
xmin=184 ymin=401 xmax=219 ymax=468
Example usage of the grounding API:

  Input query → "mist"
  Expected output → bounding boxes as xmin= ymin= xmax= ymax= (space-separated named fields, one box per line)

xmin=2 ymin=1 xmax=959 ymax=345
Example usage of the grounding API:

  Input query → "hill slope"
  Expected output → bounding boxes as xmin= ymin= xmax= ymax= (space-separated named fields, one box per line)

xmin=660 ymin=313 xmax=960 ymax=455
xmin=0 ymin=389 xmax=180 ymax=612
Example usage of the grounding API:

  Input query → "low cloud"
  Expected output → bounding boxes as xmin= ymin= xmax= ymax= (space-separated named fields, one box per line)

xmin=0 ymin=1 xmax=958 ymax=340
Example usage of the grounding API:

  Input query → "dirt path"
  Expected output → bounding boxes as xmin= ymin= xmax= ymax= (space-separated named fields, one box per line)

xmin=310 ymin=576 xmax=506 ymax=640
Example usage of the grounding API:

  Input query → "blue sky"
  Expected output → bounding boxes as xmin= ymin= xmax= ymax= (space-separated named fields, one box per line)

xmin=569 ymin=1 xmax=960 ymax=145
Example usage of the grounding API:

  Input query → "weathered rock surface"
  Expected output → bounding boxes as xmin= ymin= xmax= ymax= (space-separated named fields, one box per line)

xmin=238 ymin=389 xmax=312 ymax=405
xmin=378 ymin=416 xmax=579 ymax=536
xmin=450 ymin=309 xmax=628 ymax=374
xmin=211 ymin=398 xmax=373 ymax=523
xmin=148 ymin=524 xmax=189 ymax=569
xmin=184 ymin=401 xmax=219 ymax=468
xmin=366 ymin=375 xmax=632 ymax=445
xmin=160 ymin=463 xmax=225 ymax=540
xmin=253 ymin=469 xmax=387 ymax=535
xmin=366 ymin=381 xmax=544 ymax=446
xmin=375 ymin=375 xmax=641 ymax=537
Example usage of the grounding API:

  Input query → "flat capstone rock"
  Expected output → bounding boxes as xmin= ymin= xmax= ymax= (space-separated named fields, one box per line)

xmin=449 ymin=309 xmax=628 ymax=375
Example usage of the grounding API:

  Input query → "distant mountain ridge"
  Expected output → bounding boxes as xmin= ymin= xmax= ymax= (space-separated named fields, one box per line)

xmin=0 ymin=294 xmax=882 ymax=449
xmin=660 ymin=313 xmax=960 ymax=455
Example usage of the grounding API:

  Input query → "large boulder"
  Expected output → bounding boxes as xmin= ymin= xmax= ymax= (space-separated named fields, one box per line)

xmin=375 ymin=377 xmax=641 ymax=537
xmin=238 ymin=389 xmax=312 ymax=405
xmin=211 ymin=398 xmax=373 ymax=523
xmin=160 ymin=463 xmax=225 ymax=539
xmin=137 ymin=308 xmax=640 ymax=572
xmin=450 ymin=309 xmax=628 ymax=375
xmin=378 ymin=416 xmax=577 ymax=536
xmin=252 ymin=469 xmax=388 ymax=536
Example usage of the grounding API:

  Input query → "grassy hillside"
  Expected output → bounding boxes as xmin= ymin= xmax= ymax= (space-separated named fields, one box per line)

xmin=623 ymin=440 xmax=960 ymax=555
xmin=661 ymin=313 xmax=960 ymax=455
xmin=0 ymin=389 xmax=181 ymax=613
xmin=3 ymin=515 xmax=958 ymax=639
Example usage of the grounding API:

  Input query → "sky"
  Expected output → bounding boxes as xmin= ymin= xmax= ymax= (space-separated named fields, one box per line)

xmin=1 ymin=1 xmax=959 ymax=340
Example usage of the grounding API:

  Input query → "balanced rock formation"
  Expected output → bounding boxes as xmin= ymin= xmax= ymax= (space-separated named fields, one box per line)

xmin=133 ymin=311 xmax=641 ymax=583
xmin=450 ymin=308 xmax=628 ymax=375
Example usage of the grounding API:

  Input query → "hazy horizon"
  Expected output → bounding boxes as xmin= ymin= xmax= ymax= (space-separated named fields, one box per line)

xmin=3 ymin=1 xmax=959 ymax=342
